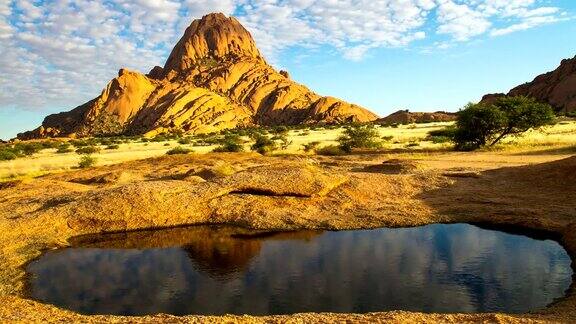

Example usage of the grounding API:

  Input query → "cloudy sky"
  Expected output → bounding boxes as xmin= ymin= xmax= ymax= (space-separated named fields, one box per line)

xmin=1 ymin=0 xmax=575 ymax=139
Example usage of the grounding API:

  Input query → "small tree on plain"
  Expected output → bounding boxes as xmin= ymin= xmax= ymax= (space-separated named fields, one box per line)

xmin=338 ymin=124 xmax=382 ymax=153
xmin=454 ymin=96 xmax=555 ymax=151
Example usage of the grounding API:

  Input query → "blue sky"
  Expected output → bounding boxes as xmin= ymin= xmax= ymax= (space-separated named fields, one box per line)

xmin=1 ymin=0 xmax=575 ymax=140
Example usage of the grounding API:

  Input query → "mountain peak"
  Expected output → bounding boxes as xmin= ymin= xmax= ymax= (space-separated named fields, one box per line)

xmin=163 ymin=13 xmax=263 ymax=76
xmin=17 ymin=13 xmax=378 ymax=140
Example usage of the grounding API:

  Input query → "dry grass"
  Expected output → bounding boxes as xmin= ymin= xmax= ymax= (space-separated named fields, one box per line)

xmin=1 ymin=121 xmax=575 ymax=180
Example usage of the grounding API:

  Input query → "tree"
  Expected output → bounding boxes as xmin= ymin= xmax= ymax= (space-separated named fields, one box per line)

xmin=454 ymin=103 xmax=507 ymax=150
xmin=454 ymin=96 xmax=555 ymax=151
xmin=251 ymin=134 xmax=277 ymax=154
xmin=78 ymin=155 xmax=97 ymax=168
xmin=337 ymin=124 xmax=381 ymax=153
xmin=489 ymin=96 xmax=556 ymax=145
xmin=213 ymin=134 xmax=245 ymax=152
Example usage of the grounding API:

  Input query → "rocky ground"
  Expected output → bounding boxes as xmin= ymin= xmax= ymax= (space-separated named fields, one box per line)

xmin=0 ymin=152 xmax=574 ymax=323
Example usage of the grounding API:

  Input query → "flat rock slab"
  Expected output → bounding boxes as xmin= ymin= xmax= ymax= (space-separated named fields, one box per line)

xmin=0 ymin=154 xmax=575 ymax=323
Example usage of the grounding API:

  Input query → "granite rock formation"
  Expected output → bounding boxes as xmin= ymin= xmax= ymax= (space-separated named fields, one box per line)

xmin=481 ymin=55 xmax=576 ymax=114
xmin=18 ymin=13 xmax=378 ymax=139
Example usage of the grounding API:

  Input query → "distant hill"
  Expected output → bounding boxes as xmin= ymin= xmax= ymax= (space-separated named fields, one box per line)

xmin=481 ymin=55 xmax=576 ymax=114
xmin=18 ymin=13 xmax=378 ymax=140
xmin=375 ymin=110 xmax=457 ymax=124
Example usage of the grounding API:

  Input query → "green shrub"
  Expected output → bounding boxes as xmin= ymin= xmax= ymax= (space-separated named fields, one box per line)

xmin=178 ymin=137 xmax=194 ymax=145
xmin=338 ymin=125 xmax=381 ymax=153
xmin=251 ymin=134 xmax=277 ymax=155
xmin=105 ymin=144 xmax=120 ymax=150
xmin=271 ymin=125 xmax=289 ymax=135
xmin=316 ymin=145 xmax=346 ymax=156
xmin=0 ymin=149 xmax=17 ymax=161
xmin=78 ymin=155 xmax=97 ymax=168
xmin=76 ymin=146 xmax=100 ymax=154
xmin=166 ymin=146 xmax=192 ymax=155
xmin=13 ymin=143 xmax=44 ymax=156
xmin=271 ymin=134 xmax=292 ymax=150
xmin=426 ymin=127 xmax=457 ymax=144
xmin=70 ymin=140 xmax=89 ymax=147
xmin=213 ymin=134 xmax=244 ymax=152
xmin=454 ymin=96 xmax=555 ymax=150
xmin=39 ymin=141 xmax=61 ymax=149
xmin=428 ymin=127 xmax=457 ymax=138
xmin=303 ymin=141 xmax=321 ymax=152
xmin=429 ymin=136 xmax=452 ymax=144
xmin=56 ymin=143 xmax=73 ymax=153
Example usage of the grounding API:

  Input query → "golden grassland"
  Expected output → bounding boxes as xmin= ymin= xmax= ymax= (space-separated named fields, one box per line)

xmin=1 ymin=120 xmax=575 ymax=180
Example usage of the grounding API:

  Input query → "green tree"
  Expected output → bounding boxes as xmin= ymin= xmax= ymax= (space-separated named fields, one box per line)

xmin=213 ymin=134 xmax=245 ymax=152
xmin=78 ymin=155 xmax=97 ymax=168
xmin=251 ymin=134 xmax=277 ymax=155
xmin=338 ymin=124 xmax=381 ymax=153
xmin=454 ymin=103 xmax=507 ymax=150
xmin=454 ymin=96 xmax=555 ymax=150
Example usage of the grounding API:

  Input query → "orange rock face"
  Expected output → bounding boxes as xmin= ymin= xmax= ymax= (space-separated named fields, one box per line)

xmin=18 ymin=13 xmax=378 ymax=140
xmin=481 ymin=55 xmax=576 ymax=114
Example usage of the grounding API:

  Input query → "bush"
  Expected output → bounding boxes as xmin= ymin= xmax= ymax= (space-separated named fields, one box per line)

xmin=271 ymin=125 xmax=289 ymax=135
xmin=303 ymin=141 xmax=321 ymax=153
xmin=213 ymin=134 xmax=244 ymax=152
xmin=316 ymin=145 xmax=346 ymax=156
xmin=0 ymin=149 xmax=17 ymax=161
xmin=105 ymin=144 xmax=120 ymax=150
xmin=565 ymin=111 xmax=576 ymax=118
xmin=428 ymin=127 xmax=457 ymax=138
xmin=427 ymin=127 xmax=457 ymax=144
xmin=78 ymin=155 xmax=96 ymax=168
xmin=338 ymin=125 xmax=382 ymax=153
xmin=381 ymin=135 xmax=394 ymax=142
xmin=429 ymin=136 xmax=452 ymax=144
xmin=166 ymin=146 xmax=192 ymax=155
xmin=14 ymin=143 xmax=44 ymax=156
xmin=178 ymin=137 xmax=194 ymax=145
xmin=271 ymin=133 xmax=292 ymax=150
xmin=76 ymin=146 xmax=100 ymax=154
xmin=56 ymin=143 xmax=73 ymax=153
xmin=39 ymin=141 xmax=61 ymax=149
xmin=251 ymin=134 xmax=277 ymax=155
xmin=70 ymin=140 xmax=89 ymax=148
xmin=454 ymin=96 xmax=555 ymax=150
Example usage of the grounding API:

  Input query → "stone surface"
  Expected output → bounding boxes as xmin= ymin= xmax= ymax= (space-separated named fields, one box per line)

xmin=17 ymin=13 xmax=378 ymax=140
xmin=0 ymin=153 xmax=575 ymax=322
xmin=481 ymin=55 xmax=576 ymax=113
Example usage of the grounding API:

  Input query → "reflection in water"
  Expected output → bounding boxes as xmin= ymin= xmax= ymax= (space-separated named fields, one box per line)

xmin=27 ymin=224 xmax=573 ymax=316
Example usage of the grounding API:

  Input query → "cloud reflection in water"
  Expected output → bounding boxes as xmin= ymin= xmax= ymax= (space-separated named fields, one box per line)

xmin=27 ymin=224 xmax=573 ymax=315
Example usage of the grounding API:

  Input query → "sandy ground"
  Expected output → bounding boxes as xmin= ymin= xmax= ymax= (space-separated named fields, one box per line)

xmin=0 ymin=151 xmax=575 ymax=322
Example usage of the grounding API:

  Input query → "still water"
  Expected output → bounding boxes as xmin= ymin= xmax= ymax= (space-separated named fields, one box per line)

xmin=26 ymin=223 xmax=573 ymax=316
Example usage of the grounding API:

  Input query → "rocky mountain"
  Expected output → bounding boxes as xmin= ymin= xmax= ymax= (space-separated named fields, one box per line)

xmin=375 ymin=110 xmax=456 ymax=124
xmin=481 ymin=55 xmax=576 ymax=114
xmin=18 ymin=13 xmax=378 ymax=140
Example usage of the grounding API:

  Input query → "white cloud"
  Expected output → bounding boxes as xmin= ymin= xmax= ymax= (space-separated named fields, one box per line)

xmin=0 ymin=0 xmax=568 ymax=112
xmin=436 ymin=1 xmax=491 ymax=41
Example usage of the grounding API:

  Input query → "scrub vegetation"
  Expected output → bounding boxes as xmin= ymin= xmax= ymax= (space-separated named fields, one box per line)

xmin=1 ymin=117 xmax=575 ymax=180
